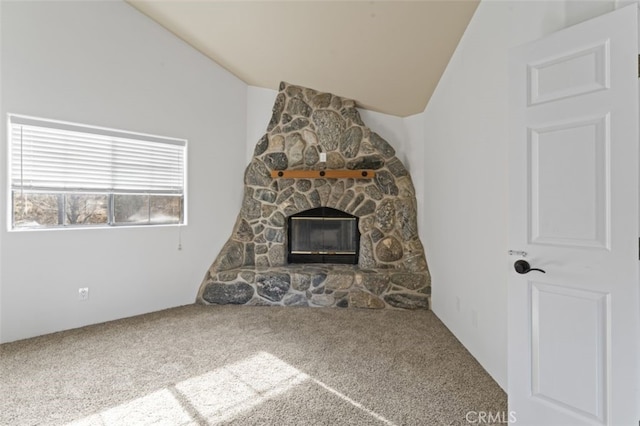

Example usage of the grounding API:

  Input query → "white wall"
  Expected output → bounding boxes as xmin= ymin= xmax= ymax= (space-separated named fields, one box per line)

xmin=246 ymin=87 xmax=278 ymax=164
xmin=0 ymin=1 xmax=248 ymax=343
xmin=420 ymin=0 xmax=617 ymax=389
xmin=403 ymin=113 xmax=427 ymax=240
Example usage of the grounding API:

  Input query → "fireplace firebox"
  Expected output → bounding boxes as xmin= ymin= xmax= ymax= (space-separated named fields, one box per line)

xmin=287 ymin=207 xmax=359 ymax=264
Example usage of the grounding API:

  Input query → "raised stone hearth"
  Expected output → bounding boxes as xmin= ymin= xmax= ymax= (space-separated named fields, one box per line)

xmin=197 ymin=82 xmax=430 ymax=309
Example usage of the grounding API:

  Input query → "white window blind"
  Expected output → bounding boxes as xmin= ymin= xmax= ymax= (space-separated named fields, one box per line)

xmin=10 ymin=115 xmax=185 ymax=194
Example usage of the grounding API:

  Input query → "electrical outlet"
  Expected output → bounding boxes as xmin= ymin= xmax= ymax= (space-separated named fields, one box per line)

xmin=78 ymin=287 xmax=89 ymax=301
xmin=319 ymin=152 xmax=327 ymax=162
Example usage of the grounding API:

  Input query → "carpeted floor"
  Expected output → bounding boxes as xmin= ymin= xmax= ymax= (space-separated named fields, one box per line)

xmin=0 ymin=305 xmax=506 ymax=425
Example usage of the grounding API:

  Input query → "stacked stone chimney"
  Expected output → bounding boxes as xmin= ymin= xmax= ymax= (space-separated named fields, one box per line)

xmin=197 ymin=83 xmax=430 ymax=309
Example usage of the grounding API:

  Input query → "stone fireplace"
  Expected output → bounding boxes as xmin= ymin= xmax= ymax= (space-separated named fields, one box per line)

xmin=197 ymin=82 xmax=430 ymax=309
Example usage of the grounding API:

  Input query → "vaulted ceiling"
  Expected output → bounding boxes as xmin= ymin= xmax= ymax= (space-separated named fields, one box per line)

xmin=127 ymin=1 xmax=479 ymax=117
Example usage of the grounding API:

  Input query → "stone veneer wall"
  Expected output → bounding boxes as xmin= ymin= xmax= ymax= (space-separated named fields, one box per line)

xmin=197 ymin=82 xmax=430 ymax=309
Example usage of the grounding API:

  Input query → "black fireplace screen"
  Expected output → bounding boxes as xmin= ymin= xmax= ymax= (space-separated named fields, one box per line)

xmin=287 ymin=207 xmax=359 ymax=264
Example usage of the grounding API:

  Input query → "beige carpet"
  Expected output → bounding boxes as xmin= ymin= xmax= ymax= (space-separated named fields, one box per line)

xmin=0 ymin=305 xmax=506 ymax=425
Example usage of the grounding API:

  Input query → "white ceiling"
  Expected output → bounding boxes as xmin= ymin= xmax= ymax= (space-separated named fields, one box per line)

xmin=127 ymin=0 xmax=479 ymax=117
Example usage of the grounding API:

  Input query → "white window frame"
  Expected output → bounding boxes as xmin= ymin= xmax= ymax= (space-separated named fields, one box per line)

xmin=8 ymin=114 xmax=187 ymax=230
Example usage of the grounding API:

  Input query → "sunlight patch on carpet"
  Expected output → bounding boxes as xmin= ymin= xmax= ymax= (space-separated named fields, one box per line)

xmin=174 ymin=352 xmax=308 ymax=423
xmin=67 ymin=388 xmax=193 ymax=425
xmin=66 ymin=351 xmax=396 ymax=425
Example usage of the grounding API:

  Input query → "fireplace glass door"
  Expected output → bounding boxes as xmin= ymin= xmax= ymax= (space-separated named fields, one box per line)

xmin=287 ymin=207 xmax=359 ymax=264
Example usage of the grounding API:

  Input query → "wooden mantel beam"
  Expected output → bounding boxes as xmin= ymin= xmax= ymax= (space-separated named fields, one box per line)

xmin=270 ymin=170 xmax=376 ymax=179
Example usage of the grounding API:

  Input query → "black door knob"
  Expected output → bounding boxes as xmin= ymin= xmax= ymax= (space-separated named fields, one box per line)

xmin=514 ymin=259 xmax=546 ymax=274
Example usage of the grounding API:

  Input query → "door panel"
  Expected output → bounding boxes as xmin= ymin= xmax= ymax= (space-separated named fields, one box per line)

xmin=531 ymin=282 xmax=608 ymax=423
xmin=529 ymin=41 xmax=609 ymax=105
xmin=529 ymin=115 xmax=609 ymax=248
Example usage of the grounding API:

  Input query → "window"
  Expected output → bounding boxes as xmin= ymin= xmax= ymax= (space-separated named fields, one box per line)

xmin=9 ymin=114 xmax=186 ymax=229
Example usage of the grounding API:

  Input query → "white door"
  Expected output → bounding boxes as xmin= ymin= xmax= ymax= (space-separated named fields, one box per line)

xmin=508 ymin=5 xmax=640 ymax=426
